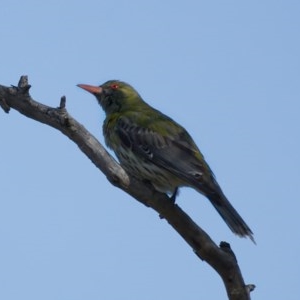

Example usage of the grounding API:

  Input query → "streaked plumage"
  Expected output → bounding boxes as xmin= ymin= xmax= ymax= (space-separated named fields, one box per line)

xmin=78 ymin=80 xmax=254 ymax=242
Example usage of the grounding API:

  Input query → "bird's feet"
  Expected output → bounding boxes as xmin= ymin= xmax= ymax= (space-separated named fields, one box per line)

xmin=169 ymin=187 xmax=179 ymax=204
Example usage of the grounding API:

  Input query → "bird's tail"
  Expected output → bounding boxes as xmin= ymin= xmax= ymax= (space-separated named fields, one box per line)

xmin=207 ymin=191 xmax=255 ymax=243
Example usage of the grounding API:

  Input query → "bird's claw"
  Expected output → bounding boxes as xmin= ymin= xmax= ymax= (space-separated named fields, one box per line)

xmin=169 ymin=187 xmax=179 ymax=204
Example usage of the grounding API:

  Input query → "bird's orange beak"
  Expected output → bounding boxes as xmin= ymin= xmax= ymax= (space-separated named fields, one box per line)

xmin=77 ymin=84 xmax=103 ymax=95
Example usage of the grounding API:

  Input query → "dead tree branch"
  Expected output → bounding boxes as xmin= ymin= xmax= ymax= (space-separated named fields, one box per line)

xmin=0 ymin=76 xmax=255 ymax=300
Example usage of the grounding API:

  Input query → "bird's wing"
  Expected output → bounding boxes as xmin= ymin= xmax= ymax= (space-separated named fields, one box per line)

xmin=116 ymin=115 xmax=217 ymax=194
xmin=116 ymin=115 xmax=255 ymax=241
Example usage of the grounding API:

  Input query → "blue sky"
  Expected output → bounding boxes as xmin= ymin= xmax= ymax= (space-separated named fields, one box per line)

xmin=0 ymin=1 xmax=299 ymax=299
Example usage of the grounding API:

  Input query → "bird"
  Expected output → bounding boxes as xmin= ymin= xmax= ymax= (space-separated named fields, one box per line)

xmin=78 ymin=80 xmax=254 ymax=242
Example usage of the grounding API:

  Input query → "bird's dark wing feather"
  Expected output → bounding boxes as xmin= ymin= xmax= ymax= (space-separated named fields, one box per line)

xmin=116 ymin=116 xmax=217 ymax=194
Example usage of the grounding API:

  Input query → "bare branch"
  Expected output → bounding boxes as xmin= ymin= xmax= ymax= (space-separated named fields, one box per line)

xmin=0 ymin=76 xmax=255 ymax=300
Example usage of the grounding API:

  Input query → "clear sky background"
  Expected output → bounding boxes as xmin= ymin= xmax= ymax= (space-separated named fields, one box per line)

xmin=0 ymin=1 xmax=299 ymax=299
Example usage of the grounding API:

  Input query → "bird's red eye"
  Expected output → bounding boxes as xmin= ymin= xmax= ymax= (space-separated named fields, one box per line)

xmin=110 ymin=84 xmax=119 ymax=90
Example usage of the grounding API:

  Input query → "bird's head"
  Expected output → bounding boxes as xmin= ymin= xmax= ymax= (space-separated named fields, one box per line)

xmin=77 ymin=80 xmax=143 ymax=114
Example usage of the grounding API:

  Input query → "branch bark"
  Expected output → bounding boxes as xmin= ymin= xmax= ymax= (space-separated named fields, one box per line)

xmin=0 ymin=76 xmax=255 ymax=300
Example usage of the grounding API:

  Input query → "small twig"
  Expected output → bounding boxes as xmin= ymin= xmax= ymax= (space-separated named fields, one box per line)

xmin=220 ymin=241 xmax=237 ymax=262
xmin=18 ymin=75 xmax=30 ymax=90
xmin=59 ymin=96 xmax=66 ymax=109
xmin=246 ymin=284 xmax=256 ymax=293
